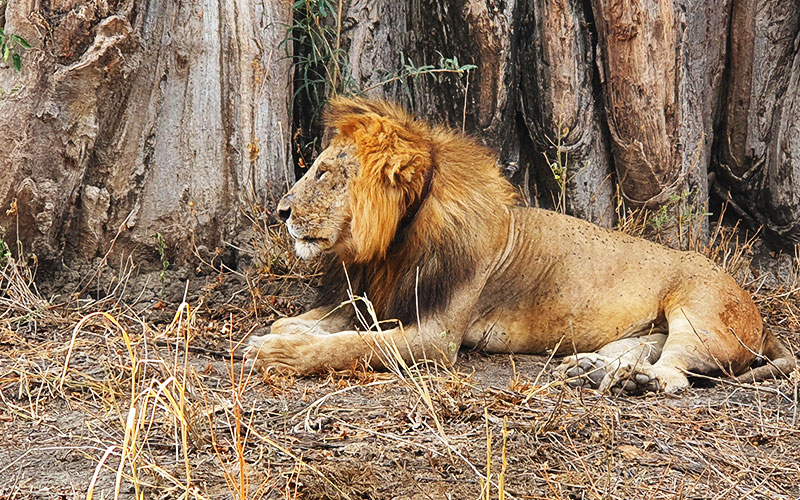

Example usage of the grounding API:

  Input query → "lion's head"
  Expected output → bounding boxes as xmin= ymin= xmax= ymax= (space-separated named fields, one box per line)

xmin=278 ymin=98 xmax=435 ymax=263
xmin=279 ymin=97 xmax=518 ymax=321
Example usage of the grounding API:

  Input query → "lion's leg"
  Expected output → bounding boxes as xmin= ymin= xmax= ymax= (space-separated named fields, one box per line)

xmin=252 ymin=305 xmax=354 ymax=338
xmin=556 ymin=334 xmax=666 ymax=391
xmin=245 ymin=322 xmax=459 ymax=375
xmin=602 ymin=300 xmax=762 ymax=394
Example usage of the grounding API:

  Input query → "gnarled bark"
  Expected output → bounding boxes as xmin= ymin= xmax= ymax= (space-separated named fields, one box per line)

xmin=521 ymin=0 xmax=616 ymax=226
xmin=3 ymin=0 xmax=800 ymax=274
xmin=340 ymin=0 xmax=523 ymax=167
xmin=591 ymin=0 xmax=729 ymax=216
xmin=0 ymin=0 xmax=293 ymax=269
xmin=716 ymin=1 xmax=800 ymax=247
xmin=591 ymin=0 xmax=679 ymax=208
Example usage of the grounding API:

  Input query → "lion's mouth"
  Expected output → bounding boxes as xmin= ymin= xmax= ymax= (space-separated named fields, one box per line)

xmin=299 ymin=237 xmax=326 ymax=243
xmin=288 ymin=226 xmax=325 ymax=244
xmin=287 ymin=226 xmax=336 ymax=259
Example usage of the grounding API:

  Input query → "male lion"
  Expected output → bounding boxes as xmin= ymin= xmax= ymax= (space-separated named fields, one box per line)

xmin=246 ymin=97 xmax=796 ymax=394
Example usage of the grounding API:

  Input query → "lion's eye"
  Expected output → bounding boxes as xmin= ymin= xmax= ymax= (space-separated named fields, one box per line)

xmin=316 ymin=167 xmax=328 ymax=182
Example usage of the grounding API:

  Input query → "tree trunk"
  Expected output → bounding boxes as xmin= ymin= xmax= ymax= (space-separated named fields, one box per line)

xmin=716 ymin=1 xmax=800 ymax=248
xmin=333 ymin=0 xmax=734 ymax=239
xmin=3 ymin=0 xmax=800 ymax=274
xmin=0 ymin=0 xmax=293 ymax=270
xmin=589 ymin=0 xmax=731 ymax=241
xmin=338 ymin=0 xmax=617 ymax=226
xmin=338 ymin=0 xmax=523 ymax=169
xmin=521 ymin=0 xmax=616 ymax=226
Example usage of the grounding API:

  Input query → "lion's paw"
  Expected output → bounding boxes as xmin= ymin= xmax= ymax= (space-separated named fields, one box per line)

xmin=598 ymin=364 xmax=688 ymax=395
xmin=555 ymin=354 xmax=614 ymax=389
xmin=244 ymin=333 xmax=314 ymax=374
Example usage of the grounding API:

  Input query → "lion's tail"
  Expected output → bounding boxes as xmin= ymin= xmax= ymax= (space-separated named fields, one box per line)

xmin=741 ymin=328 xmax=797 ymax=382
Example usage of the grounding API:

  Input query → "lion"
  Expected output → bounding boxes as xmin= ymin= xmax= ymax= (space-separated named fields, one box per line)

xmin=245 ymin=97 xmax=796 ymax=394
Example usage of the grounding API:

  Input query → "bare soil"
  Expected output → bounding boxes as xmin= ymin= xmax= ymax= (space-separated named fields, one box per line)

xmin=2 ymin=247 xmax=800 ymax=500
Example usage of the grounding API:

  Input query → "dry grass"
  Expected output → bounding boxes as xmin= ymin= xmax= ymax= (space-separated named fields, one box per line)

xmin=1 ymin=209 xmax=800 ymax=499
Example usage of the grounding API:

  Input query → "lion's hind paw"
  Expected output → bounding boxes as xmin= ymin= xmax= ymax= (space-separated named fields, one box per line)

xmin=556 ymin=354 xmax=613 ymax=389
xmin=598 ymin=365 xmax=661 ymax=395
xmin=598 ymin=364 xmax=689 ymax=395
xmin=557 ymin=354 xmax=683 ymax=395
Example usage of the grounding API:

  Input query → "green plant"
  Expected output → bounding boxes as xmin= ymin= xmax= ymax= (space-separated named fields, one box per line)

xmin=284 ymin=0 xmax=478 ymax=161
xmin=650 ymin=202 xmax=671 ymax=232
xmin=542 ymin=117 xmax=572 ymax=214
xmin=0 ymin=235 xmax=9 ymax=266
xmin=0 ymin=28 xmax=30 ymax=71
xmin=153 ymin=232 xmax=170 ymax=297
xmin=365 ymin=52 xmax=477 ymax=101
xmin=0 ymin=84 xmax=21 ymax=98
xmin=650 ymin=190 xmax=711 ymax=233
xmin=285 ymin=0 xmax=355 ymax=113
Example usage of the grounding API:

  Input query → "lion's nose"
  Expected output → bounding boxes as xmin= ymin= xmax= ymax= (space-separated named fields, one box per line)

xmin=277 ymin=195 xmax=293 ymax=222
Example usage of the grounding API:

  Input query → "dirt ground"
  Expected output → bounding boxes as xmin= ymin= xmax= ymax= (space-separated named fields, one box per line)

xmin=2 ymin=238 xmax=800 ymax=500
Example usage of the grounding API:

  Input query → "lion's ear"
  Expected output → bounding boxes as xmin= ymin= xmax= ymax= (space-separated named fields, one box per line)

xmin=336 ymin=112 xmax=432 ymax=262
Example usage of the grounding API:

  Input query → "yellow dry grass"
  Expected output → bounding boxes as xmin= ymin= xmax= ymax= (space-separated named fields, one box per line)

xmin=1 ymin=206 xmax=799 ymax=500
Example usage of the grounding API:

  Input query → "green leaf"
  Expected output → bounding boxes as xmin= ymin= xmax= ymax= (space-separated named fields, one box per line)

xmin=2 ymin=44 xmax=8 ymax=62
xmin=12 ymin=53 xmax=21 ymax=71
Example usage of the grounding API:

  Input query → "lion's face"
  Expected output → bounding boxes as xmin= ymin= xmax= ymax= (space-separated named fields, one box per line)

xmin=280 ymin=101 xmax=440 ymax=263
xmin=278 ymin=143 xmax=360 ymax=260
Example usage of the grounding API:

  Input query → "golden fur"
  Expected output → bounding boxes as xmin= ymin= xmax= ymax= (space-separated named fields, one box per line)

xmin=314 ymin=98 xmax=517 ymax=321
xmin=246 ymin=97 xmax=796 ymax=394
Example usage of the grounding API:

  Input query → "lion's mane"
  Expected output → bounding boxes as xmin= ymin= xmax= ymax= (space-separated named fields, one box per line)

xmin=313 ymin=98 xmax=519 ymax=324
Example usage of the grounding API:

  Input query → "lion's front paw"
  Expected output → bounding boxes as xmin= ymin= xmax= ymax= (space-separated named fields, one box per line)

xmin=270 ymin=317 xmax=325 ymax=336
xmin=244 ymin=333 xmax=316 ymax=374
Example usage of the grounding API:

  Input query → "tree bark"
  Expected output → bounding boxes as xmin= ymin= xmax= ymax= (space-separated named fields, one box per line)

xmin=339 ymin=0 xmax=616 ymax=226
xmin=0 ymin=0 xmax=293 ymax=269
xmin=716 ymin=1 xmax=800 ymax=248
xmin=336 ymin=0 xmax=734 ymax=237
xmin=587 ymin=0 xmax=730 ymax=242
xmin=340 ymin=0 xmax=523 ymax=168
xmin=3 ymin=0 xmax=799 ymax=274
xmin=591 ymin=0 xmax=680 ymax=207
xmin=521 ymin=0 xmax=616 ymax=226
